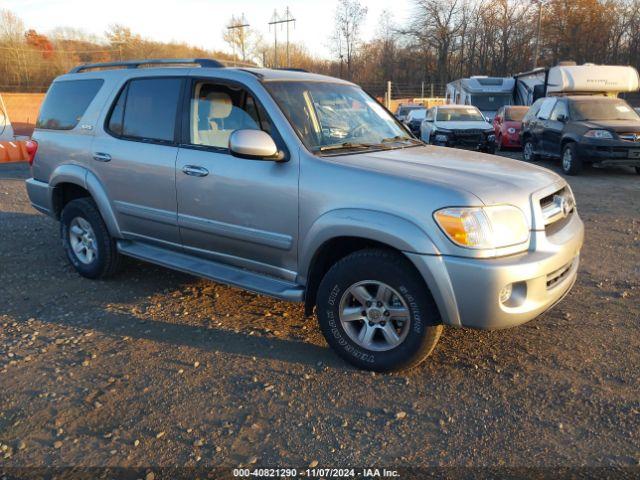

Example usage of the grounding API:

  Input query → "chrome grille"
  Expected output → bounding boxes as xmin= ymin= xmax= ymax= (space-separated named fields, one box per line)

xmin=540 ymin=187 xmax=575 ymax=228
xmin=619 ymin=133 xmax=640 ymax=143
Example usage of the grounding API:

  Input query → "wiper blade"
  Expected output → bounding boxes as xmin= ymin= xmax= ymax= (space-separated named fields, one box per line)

xmin=381 ymin=136 xmax=423 ymax=145
xmin=317 ymin=142 xmax=388 ymax=152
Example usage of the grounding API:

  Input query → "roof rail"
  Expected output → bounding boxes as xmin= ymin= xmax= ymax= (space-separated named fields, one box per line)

xmin=274 ymin=67 xmax=308 ymax=73
xmin=69 ymin=58 xmax=225 ymax=74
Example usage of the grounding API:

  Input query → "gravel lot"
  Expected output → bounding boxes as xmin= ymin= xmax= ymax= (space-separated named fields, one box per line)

xmin=1 ymin=154 xmax=639 ymax=475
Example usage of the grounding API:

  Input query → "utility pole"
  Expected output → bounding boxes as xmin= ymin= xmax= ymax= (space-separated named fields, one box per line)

xmin=227 ymin=14 xmax=250 ymax=62
xmin=532 ymin=0 xmax=544 ymax=69
xmin=269 ymin=7 xmax=296 ymax=68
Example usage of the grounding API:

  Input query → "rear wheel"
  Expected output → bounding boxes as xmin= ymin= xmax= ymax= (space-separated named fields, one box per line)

xmin=61 ymin=198 xmax=121 ymax=279
xmin=522 ymin=138 xmax=538 ymax=162
xmin=316 ymin=249 xmax=443 ymax=372
xmin=561 ymin=142 xmax=583 ymax=176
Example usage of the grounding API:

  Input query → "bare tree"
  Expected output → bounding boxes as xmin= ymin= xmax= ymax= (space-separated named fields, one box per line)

xmin=223 ymin=15 xmax=253 ymax=62
xmin=332 ymin=0 xmax=368 ymax=79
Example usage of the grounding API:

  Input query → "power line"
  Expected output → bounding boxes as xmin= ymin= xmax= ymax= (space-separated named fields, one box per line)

xmin=226 ymin=13 xmax=250 ymax=62
xmin=268 ymin=7 xmax=295 ymax=68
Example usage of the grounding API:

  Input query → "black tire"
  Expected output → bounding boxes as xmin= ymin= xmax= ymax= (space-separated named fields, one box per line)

xmin=635 ymin=167 xmax=640 ymax=175
xmin=522 ymin=138 xmax=539 ymax=162
xmin=561 ymin=142 xmax=583 ymax=176
xmin=316 ymin=248 xmax=443 ymax=372
xmin=60 ymin=197 xmax=121 ymax=279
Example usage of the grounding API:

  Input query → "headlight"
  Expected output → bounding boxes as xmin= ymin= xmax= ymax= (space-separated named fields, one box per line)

xmin=434 ymin=205 xmax=530 ymax=249
xmin=507 ymin=127 xmax=516 ymax=134
xmin=487 ymin=134 xmax=496 ymax=142
xmin=434 ymin=134 xmax=448 ymax=142
xmin=584 ymin=129 xmax=614 ymax=139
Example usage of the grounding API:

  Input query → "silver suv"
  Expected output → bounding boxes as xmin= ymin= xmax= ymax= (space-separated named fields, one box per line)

xmin=26 ymin=59 xmax=584 ymax=371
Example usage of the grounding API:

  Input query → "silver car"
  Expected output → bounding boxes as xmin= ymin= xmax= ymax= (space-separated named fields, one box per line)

xmin=26 ymin=59 xmax=584 ymax=372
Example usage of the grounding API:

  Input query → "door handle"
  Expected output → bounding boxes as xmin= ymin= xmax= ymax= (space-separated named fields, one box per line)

xmin=182 ymin=165 xmax=209 ymax=177
xmin=93 ymin=152 xmax=111 ymax=162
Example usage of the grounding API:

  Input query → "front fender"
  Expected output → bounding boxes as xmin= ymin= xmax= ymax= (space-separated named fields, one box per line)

xmin=299 ymin=208 xmax=441 ymax=280
xmin=49 ymin=164 xmax=122 ymax=238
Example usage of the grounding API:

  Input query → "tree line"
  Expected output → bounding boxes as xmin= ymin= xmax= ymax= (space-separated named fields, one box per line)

xmin=1 ymin=0 xmax=640 ymax=95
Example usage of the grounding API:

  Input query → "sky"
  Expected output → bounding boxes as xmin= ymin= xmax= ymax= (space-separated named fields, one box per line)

xmin=1 ymin=0 xmax=412 ymax=59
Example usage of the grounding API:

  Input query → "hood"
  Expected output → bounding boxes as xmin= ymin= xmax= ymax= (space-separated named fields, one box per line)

xmin=577 ymin=119 xmax=640 ymax=133
xmin=434 ymin=120 xmax=493 ymax=130
xmin=333 ymin=145 xmax=563 ymax=207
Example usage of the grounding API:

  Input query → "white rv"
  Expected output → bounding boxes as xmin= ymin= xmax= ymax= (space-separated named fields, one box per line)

xmin=514 ymin=63 xmax=640 ymax=105
xmin=445 ymin=76 xmax=515 ymax=122
xmin=0 ymin=94 xmax=14 ymax=140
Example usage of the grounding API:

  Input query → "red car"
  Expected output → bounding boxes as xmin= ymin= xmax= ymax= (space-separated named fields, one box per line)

xmin=493 ymin=106 xmax=529 ymax=149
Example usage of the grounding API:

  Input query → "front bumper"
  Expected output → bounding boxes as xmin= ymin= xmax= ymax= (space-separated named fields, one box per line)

xmin=406 ymin=211 xmax=584 ymax=330
xmin=576 ymin=138 xmax=640 ymax=166
xmin=500 ymin=132 xmax=521 ymax=148
xmin=432 ymin=132 xmax=496 ymax=151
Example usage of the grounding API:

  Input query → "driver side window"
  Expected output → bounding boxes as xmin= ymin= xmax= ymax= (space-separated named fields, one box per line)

xmin=189 ymin=82 xmax=273 ymax=149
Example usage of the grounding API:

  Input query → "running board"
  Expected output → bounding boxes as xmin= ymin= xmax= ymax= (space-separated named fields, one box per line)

xmin=117 ymin=240 xmax=304 ymax=302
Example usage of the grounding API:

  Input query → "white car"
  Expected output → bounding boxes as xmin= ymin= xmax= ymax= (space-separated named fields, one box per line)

xmin=0 ymin=94 xmax=14 ymax=140
xmin=420 ymin=105 xmax=496 ymax=153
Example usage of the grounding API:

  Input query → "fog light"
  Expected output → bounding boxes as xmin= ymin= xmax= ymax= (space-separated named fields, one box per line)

xmin=435 ymin=134 xmax=448 ymax=142
xmin=499 ymin=284 xmax=513 ymax=304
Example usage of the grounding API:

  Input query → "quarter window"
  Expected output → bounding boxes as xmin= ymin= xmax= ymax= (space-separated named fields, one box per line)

xmin=37 ymin=79 xmax=103 ymax=130
xmin=107 ymin=78 xmax=182 ymax=143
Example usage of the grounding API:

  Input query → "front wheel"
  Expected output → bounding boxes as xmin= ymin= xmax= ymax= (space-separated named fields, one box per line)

xmin=561 ymin=142 xmax=583 ymax=176
xmin=316 ymin=249 xmax=443 ymax=372
xmin=522 ymin=139 xmax=538 ymax=162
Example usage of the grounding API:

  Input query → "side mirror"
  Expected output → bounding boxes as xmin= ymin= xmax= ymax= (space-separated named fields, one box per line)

xmin=557 ymin=114 xmax=568 ymax=123
xmin=229 ymin=129 xmax=284 ymax=161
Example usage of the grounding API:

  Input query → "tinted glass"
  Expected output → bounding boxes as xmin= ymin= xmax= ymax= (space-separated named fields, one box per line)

xmin=37 ymin=79 xmax=103 ymax=130
xmin=107 ymin=84 xmax=127 ymax=135
xmin=471 ymin=94 xmax=511 ymax=111
xmin=119 ymin=78 xmax=182 ymax=142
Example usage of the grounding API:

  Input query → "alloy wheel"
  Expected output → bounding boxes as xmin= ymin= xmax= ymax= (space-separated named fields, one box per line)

xmin=338 ymin=280 xmax=411 ymax=352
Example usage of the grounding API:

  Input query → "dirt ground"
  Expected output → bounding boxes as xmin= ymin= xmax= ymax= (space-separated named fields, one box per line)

xmin=0 ymin=153 xmax=639 ymax=476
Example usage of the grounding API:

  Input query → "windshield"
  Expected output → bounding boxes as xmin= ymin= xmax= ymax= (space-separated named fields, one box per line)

xmin=408 ymin=109 xmax=426 ymax=120
xmin=266 ymin=82 xmax=414 ymax=152
xmin=398 ymin=106 xmax=422 ymax=116
xmin=470 ymin=94 xmax=511 ymax=111
xmin=436 ymin=107 xmax=484 ymax=122
xmin=505 ymin=107 xmax=528 ymax=122
xmin=570 ymin=98 xmax=640 ymax=121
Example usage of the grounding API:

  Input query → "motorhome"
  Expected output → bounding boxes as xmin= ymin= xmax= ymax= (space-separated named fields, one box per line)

xmin=445 ymin=76 xmax=515 ymax=121
xmin=513 ymin=63 xmax=640 ymax=105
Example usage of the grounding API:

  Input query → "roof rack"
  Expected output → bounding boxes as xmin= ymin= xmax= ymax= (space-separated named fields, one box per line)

xmin=69 ymin=58 xmax=225 ymax=74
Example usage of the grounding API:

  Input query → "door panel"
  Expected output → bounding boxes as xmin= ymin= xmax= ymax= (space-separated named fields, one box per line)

xmin=90 ymin=77 xmax=183 ymax=246
xmin=176 ymin=148 xmax=299 ymax=279
xmin=175 ymin=79 xmax=299 ymax=279
xmin=91 ymin=136 xmax=180 ymax=245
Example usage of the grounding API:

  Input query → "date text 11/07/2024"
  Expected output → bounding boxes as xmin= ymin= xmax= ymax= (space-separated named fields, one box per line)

xmin=232 ymin=467 xmax=401 ymax=478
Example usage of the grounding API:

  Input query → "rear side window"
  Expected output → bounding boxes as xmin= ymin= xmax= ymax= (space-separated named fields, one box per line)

xmin=36 ymin=79 xmax=103 ymax=130
xmin=107 ymin=78 xmax=183 ymax=143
